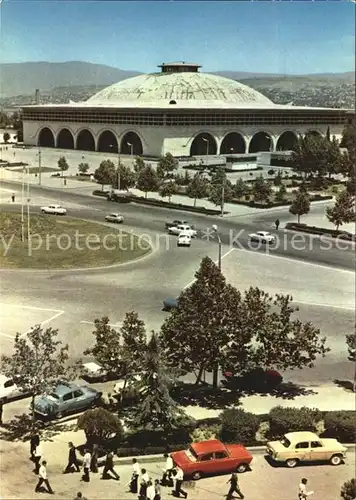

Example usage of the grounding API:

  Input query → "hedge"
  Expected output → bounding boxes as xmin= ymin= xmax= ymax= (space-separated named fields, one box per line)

xmin=285 ymin=222 xmax=355 ymax=241
xmin=323 ymin=411 xmax=356 ymax=442
xmin=220 ymin=409 xmax=260 ymax=444
xmin=127 ymin=195 xmax=226 ymax=215
xmin=268 ymin=406 xmax=322 ymax=439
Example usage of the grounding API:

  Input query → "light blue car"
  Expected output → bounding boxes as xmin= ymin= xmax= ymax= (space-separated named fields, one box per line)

xmin=34 ymin=382 xmax=102 ymax=419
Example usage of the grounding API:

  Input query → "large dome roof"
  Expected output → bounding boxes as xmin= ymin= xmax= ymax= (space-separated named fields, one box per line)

xmin=86 ymin=65 xmax=274 ymax=108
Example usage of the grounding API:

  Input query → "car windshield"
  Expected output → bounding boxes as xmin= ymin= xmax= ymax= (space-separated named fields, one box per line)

xmin=186 ymin=447 xmax=197 ymax=462
xmin=280 ymin=436 xmax=291 ymax=448
xmin=48 ymin=393 xmax=60 ymax=400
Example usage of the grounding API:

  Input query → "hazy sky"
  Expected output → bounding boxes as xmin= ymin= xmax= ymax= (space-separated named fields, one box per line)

xmin=0 ymin=0 xmax=354 ymax=74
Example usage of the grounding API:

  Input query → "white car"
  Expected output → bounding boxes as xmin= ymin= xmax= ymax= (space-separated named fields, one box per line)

xmin=0 ymin=374 xmax=28 ymax=401
xmin=105 ymin=213 xmax=124 ymax=223
xmin=177 ymin=233 xmax=192 ymax=247
xmin=168 ymin=224 xmax=197 ymax=237
xmin=82 ymin=362 xmax=108 ymax=382
xmin=249 ymin=231 xmax=276 ymax=244
xmin=41 ymin=204 xmax=67 ymax=215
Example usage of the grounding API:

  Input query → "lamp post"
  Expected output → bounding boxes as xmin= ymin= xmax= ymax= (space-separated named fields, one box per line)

xmin=127 ymin=141 xmax=133 ymax=158
xmin=21 ymin=166 xmax=25 ymax=242
xmin=202 ymin=137 xmax=209 ymax=170
xmin=37 ymin=148 xmax=42 ymax=185
xmin=26 ymin=166 xmax=30 ymax=242
xmin=212 ymin=224 xmax=222 ymax=271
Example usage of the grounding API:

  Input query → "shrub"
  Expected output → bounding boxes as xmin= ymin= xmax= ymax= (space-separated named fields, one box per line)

xmin=190 ymin=424 xmax=221 ymax=443
xmin=341 ymin=479 xmax=356 ymax=500
xmin=268 ymin=406 xmax=322 ymax=439
xmin=77 ymin=408 xmax=125 ymax=446
xmin=126 ymin=426 xmax=193 ymax=449
xmin=220 ymin=409 xmax=260 ymax=444
xmin=268 ymin=169 xmax=275 ymax=176
xmin=323 ymin=411 xmax=356 ymax=442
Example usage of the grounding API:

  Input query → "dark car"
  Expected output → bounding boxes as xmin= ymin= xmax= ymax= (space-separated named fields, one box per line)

xmin=163 ymin=298 xmax=178 ymax=310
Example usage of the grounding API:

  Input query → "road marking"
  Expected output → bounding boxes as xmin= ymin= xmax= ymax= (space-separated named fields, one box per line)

xmin=20 ymin=310 xmax=65 ymax=338
xmin=183 ymin=247 xmax=235 ymax=289
xmin=292 ymin=301 xmax=355 ymax=311
xmin=5 ymin=304 xmax=63 ymax=313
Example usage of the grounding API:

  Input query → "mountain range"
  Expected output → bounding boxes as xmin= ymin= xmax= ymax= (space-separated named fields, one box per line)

xmin=0 ymin=61 xmax=354 ymax=98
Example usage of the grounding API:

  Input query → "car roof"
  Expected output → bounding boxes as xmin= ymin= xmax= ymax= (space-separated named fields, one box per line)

xmin=53 ymin=383 xmax=77 ymax=396
xmin=110 ymin=213 xmax=120 ymax=216
xmin=190 ymin=440 xmax=226 ymax=455
xmin=285 ymin=431 xmax=318 ymax=441
xmin=0 ymin=374 xmax=10 ymax=384
xmin=164 ymin=298 xmax=178 ymax=306
xmin=257 ymin=231 xmax=270 ymax=235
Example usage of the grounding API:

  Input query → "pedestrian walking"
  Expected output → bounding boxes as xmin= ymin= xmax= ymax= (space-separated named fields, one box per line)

xmin=161 ymin=452 xmax=174 ymax=486
xmin=35 ymin=460 xmax=54 ymax=494
xmin=298 ymin=478 xmax=314 ymax=499
xmin=226 ymin=472 xmax=244 ymax=499
xmin=101 ymin=451 xmax=120 ymax=480
xmin=11 ymin=193 xmax=15 ymax=203
xmin=81 ymin=449 xmax=91 ymax=483
xmin=30 ymin=433 xmax=40 ymax=461
xmin=0 ymin=398 xmax=3 ymax=425
xmin=73 ymin=492 xmax=87 ymax=500
xmin=90 ymin=444 xmax=99 ymax=473
xmin=63 ymin=442 xmax=80 ymax=473
xmin=139 ymin=468 xmax=149 ymax=499
xmin=33 ymin=441 xmax=43 ymax=475
xmin=129 ymin=458 xmax=140 ymax=493
xmin=154 ymin=479 xmax=162 ymax=500
xmin=146 ymin=479 xmax=155 ymax=500
xmin=173 ymin=467 xmax=188 ymax=499
xmin=275 ymin=218 xmax=280 ymax=230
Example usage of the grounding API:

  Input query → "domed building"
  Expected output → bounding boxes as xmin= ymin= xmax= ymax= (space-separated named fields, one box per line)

xmin=22 ymin=62 xmax=352 ymax=157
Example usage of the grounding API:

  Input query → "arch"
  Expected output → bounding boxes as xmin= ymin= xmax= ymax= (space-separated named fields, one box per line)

xmin=248 ymin=131 xmax=273 ymax=154
xmin=305 ymin=130 xmax=322 ymax=138
xmin=276 ymin=131 xmax=298 ymax=151
xmin=38 ymin=127 xmax=55 ymax=148
xmin=220 ymin=132 xmax=246 ymax=155
xmin=57 ymin=128 xmax=74 ymax=149
xmin=97 ymin=130 xmax=118 ymax=153
xmin=76 ymin=129 xmax=95 ymax=151
xmin=190 ymin=132 xmax=217 ymax=156
xmin=120 ymin=131 xmax=143 ymax=155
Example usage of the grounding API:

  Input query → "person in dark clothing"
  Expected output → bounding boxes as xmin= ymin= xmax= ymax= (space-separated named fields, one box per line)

xmin=226 ymin=472 xmax=244 ymax=499
xmin=154 ymin=478 xmax=162 ymax=500
xmin=101 ymin=451 xmax=120 ymax=480
xmin=90 ymin=445 xmax=98 ymax=473
xmin=30 ymin=434 xmax=40 ymax=460
xmin=11 ymin=193 xmax=15 ymax=203
xmin=275 ymin=219 xmax=280 ymax=230
xmin=73 ymin=493 xmax=87 ymax=500
xmin=64 ymin=442 xmax=80 ymax=473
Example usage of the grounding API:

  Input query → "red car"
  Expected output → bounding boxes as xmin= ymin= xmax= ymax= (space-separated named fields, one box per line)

xmin=171 ymin=439 xmax=253 ymax=480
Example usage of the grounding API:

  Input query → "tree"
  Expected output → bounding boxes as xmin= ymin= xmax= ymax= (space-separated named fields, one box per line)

xmin=78 ymin=162 xmax=89 ymax=174
xmin=291 ymin=134 xmax=338 ymax=178
xmin=208 ymin=167 xmax=233 ymax=212
xmin=3 ymin=131 xmax=10 ymax=143
xmin=159 ymin=180 xmax=177 ymax=203
xmin=345 ymin=332 xmax=356 ymax=392
xmin=275 ymin=183 xmax=287 ymax=203
xmin=77 ymin=408 xmax=124 ymax=446
xmin=252 ymin=175 xmax=272 ymax=203
xmin=186 ymin=173 xmax=209 ymax=207
xmin=132 ymin=333 xmax=185 ymax=431
xmin=157 ymin=153 xmax=178 ymax=179
xmin=133 ymin=156 xmax=146 ymax=173
xmin=136 ymin=164 xmax=158 ymax=198
xmin=326 ymin=126 xmax=331 ymax=142
xmin=84 ymin=317 xmax=122 ymax=377
xmin=113 ymin=163 xmax=136 ymax=190
xmin=273 ymin=170 xmax=283 ymax=186
xmin=326 ymin=190 xmax=355 ymax=230
xmin=120 ymin=311 xmax=147 ymax=391
xmin=58 ymin=156 xmax=69 ymax=177
xmin=289 ymin=187 xmax=311 ymax=223
xmin=234 ymin=178 xmax=249 ymax=199
xmin=160 ymin=257 xmax=249 ymax=388
xmin=340 ymin=479 xmax=356 ymax=500
xmin=1 ymin=325 xmax=72 ymax=419
xmin=94 ymin=160 xmax=116 ymax=190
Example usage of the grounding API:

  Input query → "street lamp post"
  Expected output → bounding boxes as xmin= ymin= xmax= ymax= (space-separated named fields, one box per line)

xmin=202 ymin=137 xmax=209 ymax=170
xmin=212 ymin=224 xmax=222 ymax=388
xmin=26 ymin=166 xmax=30 ymax=242
xmin=21 ymin=167 xmax=25 ymax=242
xmin=38 ymin=148 xmax=42 ymax=185
xmin=127 ymin=141 xmax=133 ymax=158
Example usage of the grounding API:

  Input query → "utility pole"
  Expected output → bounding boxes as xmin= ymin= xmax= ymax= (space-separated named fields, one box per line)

xmin=117 ymin=151 xmax=121 ymax=190
xmin=221 ymin=178 xmax=225 ymax=217
xmin=212 ymin=224 xmax=222 ymax=388
xmin=26 ymin=167 xmax=30 ymax=241
xmin=21 ymin=167 xmax=25 ymax=242
xmin=38 ymin=148 xmax=42 ymax=185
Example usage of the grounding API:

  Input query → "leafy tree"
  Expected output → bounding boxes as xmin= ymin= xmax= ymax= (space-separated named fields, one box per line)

xmin=120 ymin=311 xmax=147 ymax=391
xmin=132 ymin=333 xmax=184 ymax=431
xmin=94 ymin=160 xmax=116 ymax=190
xmin=77 ymin=408 xmax=124 ymax=446
xmin=84 ymin=317 xmax=122 ymax=377
xmin=289 ymin=186 xmax=310 ymax=223
xmin=275 ymin=183 xmax=287 ymax=203
xmin=159 ymin=180 xmax=177 ymax=203
xmin=340 ymin=123 xmax=356 ymax=159
xmin=208 ymin=167 xmax=233 ymax=212
xmin=160 ymin=257 xmax=249 ymax=388
xmin=78 ymin=162 xmax=89 ymax=174
xmin=326 ymin=189 xmax=355 ymax=230
xmin=346 ymin=331 xmax=356 ymax=392
xmin=58 ymin=156 xmax=69 ymax=176
xmin=113 ymin=163 xmax=136 ymax=190
xmin=133 ymin=156 xmax=146 ymax=173
xmin=252 ymin=175 xmax=272 ymax=203
xmin=273 ymin=170 xmax=283 ymax=186
xmin=340 ymin=479 xmax=356 ymax=500
xmin=291 ymin=134 xmax=339 ymax=178
xmin=157 ymin=153 xmax=178 ymax=179
xmin=1 ymin=325 xmax=73 ymax=419
xmin=186 ymin=173 xmax=209 ymax=207
xmin=136 ymin=164 xmax=158 ymax=198
xmin=234 ymin=178 xmax=248 ymax=199
xmin=3 ymin=131 xmax=10 ymax=143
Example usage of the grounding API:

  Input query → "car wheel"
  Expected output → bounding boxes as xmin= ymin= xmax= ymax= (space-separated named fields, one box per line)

xmin=285 ymin=458 xmax=298 ymax=468
xmin=330 ymin=454 xmax=343 ymax=466
xmin=41 ymin=210 xmax=46 ymax=214
xmin=192 ymin=471 xmax=202 ymax=480
xmin=236 ymin=463 xmax=248 ymax=473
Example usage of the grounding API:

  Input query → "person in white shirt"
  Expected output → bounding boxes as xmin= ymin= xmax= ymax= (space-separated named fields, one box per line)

xmin=146 ymin=479 xmax=155 ymax=500
xmin=173 ymin=466 xmax=187 ymax=499
xmin=81 ymin=449 xmax=91 ymax=483
xmin=162 ymin=452 xmax=174 ymax=485
xmin=130 ymin=458 xmax=140 ymax=493
xmin=299 ymin=478 xmax=314 ymax=499
xmin=139 ymin=468 xmax=149 ymax=499
xmin=35 ymin=460 xmax=54 ymax=494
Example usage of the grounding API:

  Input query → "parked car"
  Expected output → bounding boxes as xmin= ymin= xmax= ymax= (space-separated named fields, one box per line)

xmin=33 ymin=382 xmax=102 ymax=419
xmin=51 ymin=172 xmax=61 ymax=177
xmin=105 ymin=213 xmax=124 ymax=223
xmin=82 ymin=362 xmax=108 ymax=382
xmin=248 ymin=231 xmax=275 ymax=244
xmin=163 ymin=298 xmax=178 ymax=310
xmin=165 ymin=220 xmax=190 ymax=230
xmin=168 ymin=224 xmax=197 ymax=237
xmin=177 ymin=233 xmax=191 ymax=247
xmin=266 ymin=431 xmax=347 ymax=468
xmin=41 ymin=204 xmax=67 ymax=215
xmin=171 ymin=439 xmax=253 ymax=480
xmin=0 ymin=374 xmax=30 ymax=402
